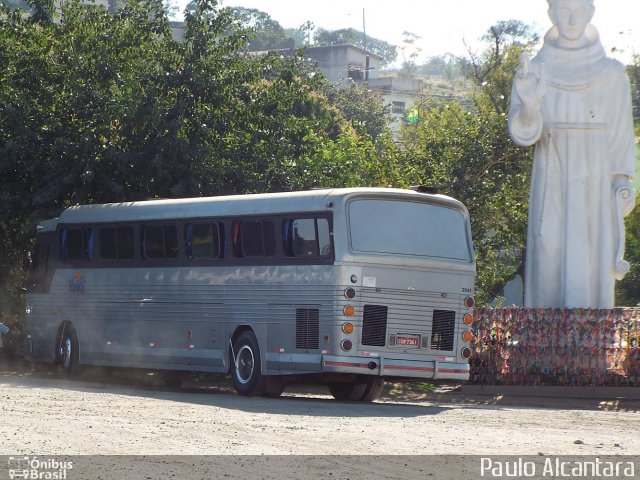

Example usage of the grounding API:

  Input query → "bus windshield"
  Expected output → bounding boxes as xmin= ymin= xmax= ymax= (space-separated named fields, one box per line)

xmin=348 ymin=199 xmax=472 ymax=262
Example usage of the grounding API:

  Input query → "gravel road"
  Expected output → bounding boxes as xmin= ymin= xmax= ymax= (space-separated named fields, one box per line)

xmin=1 ymin=367 xmax=638 ymax=457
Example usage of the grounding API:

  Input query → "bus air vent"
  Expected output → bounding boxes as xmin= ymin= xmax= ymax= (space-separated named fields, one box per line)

xmin=431 ymin=310 xmax=455 ymax=351
xmin=296 ymin=308 xmax=320 ymax=350
xmin=361 ymin=305 xmax=388 ymax=347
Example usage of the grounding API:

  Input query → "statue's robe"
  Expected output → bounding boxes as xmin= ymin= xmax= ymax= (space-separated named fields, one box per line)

xmin=509 ymin=26 xmax=636 ymax=308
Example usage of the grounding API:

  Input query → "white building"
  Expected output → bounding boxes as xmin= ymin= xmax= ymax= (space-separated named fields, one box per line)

xmin=368 ymin=76 xmax=425 ymax=134
xmin=297 ymin=44 xmax=383 ymax=86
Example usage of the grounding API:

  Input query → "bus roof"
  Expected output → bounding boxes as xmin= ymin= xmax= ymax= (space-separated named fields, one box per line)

xmin=40 ymin=188 xmax=468 ymax=230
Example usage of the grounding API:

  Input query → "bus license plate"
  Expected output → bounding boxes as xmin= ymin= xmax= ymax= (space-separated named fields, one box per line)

xmin=396 ymin=334 xmax=420 ymax=348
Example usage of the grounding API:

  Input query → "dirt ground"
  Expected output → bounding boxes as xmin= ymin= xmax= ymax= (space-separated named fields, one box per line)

xmin=1 ymin=363 xmax=639 ymax=458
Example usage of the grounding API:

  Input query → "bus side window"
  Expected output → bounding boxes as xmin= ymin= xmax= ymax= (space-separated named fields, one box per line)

xmin=234 ymin=220 xmax=275 ymax=258
xmin=117 ymin=227 xmax=135 ymax=259
xmin=241 ymin=221 xmax=265 ymax=257
xmin=185 ymin=222 xmax=223 ymax=259
xmin=282 ymin=220 xmax=293 ymax=256
xmin=283 ymin=218 xmax=331 ymax=258
xmin=317 ymin=218 xmax=331 ymax=256
xmin=100 ymin=226 xmax=135 ymax=260
xmin=141 ymin=225 xmax=178 ymax=259
xmin=232 ymin=221 xmax=243 ymax=258
xmin=61 ymin=228 xmax=93 ymax=262
xmin=165 ymin=225 xmax=178 ymax=258
xmin=292 ymin=219 xmax=317 ymax=256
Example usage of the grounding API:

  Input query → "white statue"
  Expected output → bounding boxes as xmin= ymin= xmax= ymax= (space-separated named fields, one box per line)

xmin=509 ymin=0 xmax=637 ymax=308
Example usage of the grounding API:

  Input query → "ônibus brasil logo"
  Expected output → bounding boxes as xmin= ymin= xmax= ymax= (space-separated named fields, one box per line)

xmin=7 ymin=456 xmax=73 ymax=480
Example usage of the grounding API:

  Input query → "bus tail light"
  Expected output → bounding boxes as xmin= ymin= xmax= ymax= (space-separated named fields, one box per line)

xmin=344 ymin=288 xmax=356 ymax=299
xmin=461 ymin=347 xmax=472 ymax=359
xmin=462 ymin=330 xmax=473 ymax=342
xmin=343 ymin=305 xmax=355 ymax=317
xmin=341 ymin=339 xmax=353 ymax=351
xmin=342 ymin=322 xmax=354 ymax=334
xmin=464 ymin=296 xmax=475 ymax=309
xmin=463 ymin=313 xmax=474 ymax=325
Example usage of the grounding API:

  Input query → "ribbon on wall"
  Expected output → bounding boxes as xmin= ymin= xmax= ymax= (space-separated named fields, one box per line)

xmin=470 ymin=308 xmax=640 ymax=386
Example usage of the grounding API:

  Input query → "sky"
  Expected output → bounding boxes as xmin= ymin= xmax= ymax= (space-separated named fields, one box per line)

xmin=175 ymin=0 xmax=640 ymax=65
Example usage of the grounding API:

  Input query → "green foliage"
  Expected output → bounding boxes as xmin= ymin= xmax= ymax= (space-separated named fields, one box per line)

xmin=325 ymin=83 xmax=391 ymax=140
xmin=399 ymin=31 xmax=422 ymax=77
xmin=400 ymin=20 xmax=538 ymax=304
xmin=0 ymin=0 xmax=404 ymax=325
xmin=618 ymin=54 xmax=640 ymax=306
xmin=400 ymin=101 xmax=531 ymax=303
xmin=229 ymin=7 xmax=294 ymax=50
xmin=617 ymin=200 xmax=640 ymax=306
xmin=628 ymin=54 xmax=640 ymax=124
xmin=463 ymin=20 xmax=539 ymax=114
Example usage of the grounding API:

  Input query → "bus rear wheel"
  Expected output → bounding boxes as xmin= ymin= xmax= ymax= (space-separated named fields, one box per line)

xmin=58 ymin=323 xmax=80 ymax=375
xmin=231 ymin=331 xmax=264 ymax=396
xmin=328 ymin=381 xmax=367 ymax=401
xmin=359 ymin=378 xmax=384 ymax=402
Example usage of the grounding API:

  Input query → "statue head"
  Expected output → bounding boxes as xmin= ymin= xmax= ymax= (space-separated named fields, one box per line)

xmin=547 ymin=0 xmax=595 ymax=45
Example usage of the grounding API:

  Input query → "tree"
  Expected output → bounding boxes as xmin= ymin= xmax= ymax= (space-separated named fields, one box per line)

xmin=463 ymin=20 xmax=540 ymax=114
xmin=325 ymin=83 xmax=392 ymax=140
xmin=617 ymin=201 xmax=640 ymax=306
xmin=398 ymin=30 xmax=421 ymax=77
xmin=399 ymin=21 xmax=539 ymax=304
xmin=313 ymin=27 xmax=397 ymax=65
xmin=419 ymin=54 xmax=465 ymax=86
xmin=617 ymin=54 xmax=640 ymax=306
xmin=285 ymin=21 xmax=314 ymax=48
xmin=628 ymin=54 xmax=640 ymax=124
xmin=0 ymin=0 xmax=408 ymax=327
xmin=400 ymin=101 xmax=531 ymax=304
xmin=228 ymin=7 xmax=294 ymax=51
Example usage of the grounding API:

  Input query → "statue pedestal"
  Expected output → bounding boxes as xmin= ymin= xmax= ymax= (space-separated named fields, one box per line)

xmin=471 ymin=308 xmax=640 ymax=386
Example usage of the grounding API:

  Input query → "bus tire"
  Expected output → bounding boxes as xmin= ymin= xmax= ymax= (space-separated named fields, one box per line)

xmin=58 ymin=323 xmax=80 ymax=375
xmin=359 ymin=378 xmax=384 ymax=402
xmin=231 ymin=331 xmax=264 ymax=396
xmin=328 ymin=381 xmax=367 ymax=401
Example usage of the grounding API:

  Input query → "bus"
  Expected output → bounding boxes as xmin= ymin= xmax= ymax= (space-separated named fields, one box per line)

xmin=24 ymin=187 xmax=476 ymax=401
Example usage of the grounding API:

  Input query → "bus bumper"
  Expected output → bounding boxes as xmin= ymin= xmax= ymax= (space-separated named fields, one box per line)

xmin=322 ymin=354 xmax=469 ymax=381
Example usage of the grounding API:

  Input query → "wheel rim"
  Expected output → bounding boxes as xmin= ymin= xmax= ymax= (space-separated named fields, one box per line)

xmin=235 ymin=345 xmax=254 ymax=384
xmin=61 ymin=336 xmax=72 ymax=370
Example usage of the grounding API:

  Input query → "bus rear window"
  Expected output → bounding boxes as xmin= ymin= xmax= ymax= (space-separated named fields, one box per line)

xmin=349 ymin=199 xmax=472 ymax=261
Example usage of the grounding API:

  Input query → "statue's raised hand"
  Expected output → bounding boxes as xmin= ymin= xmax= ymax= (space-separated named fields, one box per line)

xmin=514 ymin=53 xmax=546 ymax=117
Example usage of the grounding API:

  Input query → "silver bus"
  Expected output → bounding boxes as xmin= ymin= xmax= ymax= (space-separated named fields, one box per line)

xmin=25 ymin=188 xmax=476 ymax=401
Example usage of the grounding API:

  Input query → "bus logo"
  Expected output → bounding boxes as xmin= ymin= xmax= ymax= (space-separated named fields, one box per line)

xmin=69 ymin=272 xmax=86 ymax=294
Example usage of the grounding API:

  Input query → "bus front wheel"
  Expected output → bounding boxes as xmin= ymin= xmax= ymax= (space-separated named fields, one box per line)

xmin=231 ymin=331 xmax=264 ymax=396
xmin=58 ymin=323 xmax=80 ymax=375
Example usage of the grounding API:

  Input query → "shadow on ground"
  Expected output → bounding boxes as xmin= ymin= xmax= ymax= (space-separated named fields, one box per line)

xmin=2 ymin=353 xmax=639 ymax=414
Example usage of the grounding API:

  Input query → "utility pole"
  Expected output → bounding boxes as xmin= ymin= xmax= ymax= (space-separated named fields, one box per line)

xmin=362 ymin=8 xmax=367 ymax=52
xmin=363 ymin=8 xmax=370 ymax=83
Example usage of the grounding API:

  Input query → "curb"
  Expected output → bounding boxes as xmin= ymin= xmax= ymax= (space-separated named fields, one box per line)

xmin=461 ymin=385 xmax=640 ymax=400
